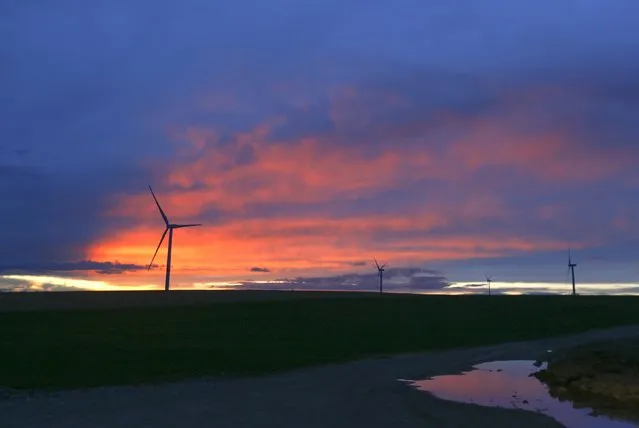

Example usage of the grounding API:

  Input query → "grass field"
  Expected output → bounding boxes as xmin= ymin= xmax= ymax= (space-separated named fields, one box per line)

xmin=2 ymin=291 xmax=639 ymax=390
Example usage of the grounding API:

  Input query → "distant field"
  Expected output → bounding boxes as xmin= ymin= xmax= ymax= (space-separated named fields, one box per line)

xmin=2 ymin=291 xmax=639 ymax=389
xmin=0 ymin=290 xmax=370 ymax=312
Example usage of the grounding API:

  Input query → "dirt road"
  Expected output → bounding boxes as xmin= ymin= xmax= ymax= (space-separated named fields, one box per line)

xmin=3 ymin=325 xmax=639 ymax=428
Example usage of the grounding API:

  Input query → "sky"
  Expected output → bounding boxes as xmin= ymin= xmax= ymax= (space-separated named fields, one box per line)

xmin=1 ymin=0 xmax=639 ymax=294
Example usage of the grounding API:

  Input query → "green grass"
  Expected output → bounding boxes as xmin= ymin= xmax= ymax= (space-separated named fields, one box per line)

xmin=2 ymin=294 xmax=639 ymax=389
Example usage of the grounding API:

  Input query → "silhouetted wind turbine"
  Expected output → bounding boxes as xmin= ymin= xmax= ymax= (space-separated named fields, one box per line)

xmin=374 ymin=258 xmax=387 ymax=294
xmin=485 ymin=274 xmax=493 ymax=296
xmin=568 ymin=249 xmax=577 ymax=296
xmin=147 ymin=186 xmax=202 ymax=291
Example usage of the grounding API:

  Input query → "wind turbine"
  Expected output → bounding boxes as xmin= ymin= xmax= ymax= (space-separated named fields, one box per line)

xmin=485 ymin=274 xmax=493 ymax=296
xmin=568 ymin=249 xmax=577 ymax=296
xmin=147 ymin=186 xmax=202 ymax=291
xmin=374 ymin=258 xmax=387 ymax=294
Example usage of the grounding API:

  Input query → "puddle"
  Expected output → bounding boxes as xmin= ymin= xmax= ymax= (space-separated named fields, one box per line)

xmin=404 ymin=360 xmax=638 ymax=428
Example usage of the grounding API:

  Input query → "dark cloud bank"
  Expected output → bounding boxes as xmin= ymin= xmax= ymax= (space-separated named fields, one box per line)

xmin=0 ymin=260 xmax=147 ymax=276
xmin=249 ymin=267 xmax=271 ymax=273
xmin=231 ymin=267 xmax=449 ymax=292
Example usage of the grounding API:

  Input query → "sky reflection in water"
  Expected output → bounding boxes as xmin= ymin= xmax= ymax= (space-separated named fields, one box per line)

xmin=407 ymin=360 xmax=637 ymax=428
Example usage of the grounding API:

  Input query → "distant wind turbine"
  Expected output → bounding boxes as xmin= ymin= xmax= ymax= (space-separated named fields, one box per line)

xmin=485 ymin=274 xmax=493 ymax=296
xmin=568 ymin=249 xmax=577 ymax=296
xmin=147 ymin=186 xmax=202 ymax=291
xmin=374 ymin=258 xmax=387 ymax=294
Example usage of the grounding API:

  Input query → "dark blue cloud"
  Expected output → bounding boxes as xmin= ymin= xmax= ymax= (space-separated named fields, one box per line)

xmin=0 ymin=162 xmax=153 ymax=266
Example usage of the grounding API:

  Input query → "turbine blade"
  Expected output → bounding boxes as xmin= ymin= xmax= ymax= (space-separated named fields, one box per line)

xmin=149 ymin=185 xmax=169 ymax=226
xmin=148 ymin=228 xmax=168 ymax=270
xmin=172 ymin=223 xmax=202 ymax=228
xmin=380 ymin=263 xmax=387 ymax=269
xmin=373 ymin=257 xmax=380 ymax=269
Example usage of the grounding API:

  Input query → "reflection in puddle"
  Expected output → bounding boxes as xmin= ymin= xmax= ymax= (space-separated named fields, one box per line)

xmin=405 ymin=360 xmax=638 ymax=428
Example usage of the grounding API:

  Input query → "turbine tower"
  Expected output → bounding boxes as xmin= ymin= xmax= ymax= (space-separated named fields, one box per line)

xmin=374 ymin=258 xmax=387 ymax=295
xmin=147 ymin=186 xmax=202 ymax=291
xmin=485 ymin=274 xmax=493 ymax=296
xmin=568 ymin=249 xmax=577 ymax=296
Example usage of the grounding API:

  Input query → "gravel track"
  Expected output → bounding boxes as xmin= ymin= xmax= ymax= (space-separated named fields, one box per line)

xmin=3 ymin=325 xmax=639 ymax=428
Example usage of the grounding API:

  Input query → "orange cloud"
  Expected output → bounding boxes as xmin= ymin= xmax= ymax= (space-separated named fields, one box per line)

xmin=92 ymin=83 xmax=629 ymax=287
xmin=449 ymin=124 xmax=632 ymax=181
xmin=88 ymin=209 xmax=578 ymax=285
xmin=444 ymin=88 xmax=638 ymax=181
xmin=112 ymin=122 xmax=444 ymax=220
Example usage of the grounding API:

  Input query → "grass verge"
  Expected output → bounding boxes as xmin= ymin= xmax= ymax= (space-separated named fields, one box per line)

xmin=2 ymin=293 xmax=639 ymax=389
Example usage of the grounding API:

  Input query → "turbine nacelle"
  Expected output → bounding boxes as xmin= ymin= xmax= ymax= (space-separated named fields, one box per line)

xmin=373 ymin=257 xmax=387 ymax=272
